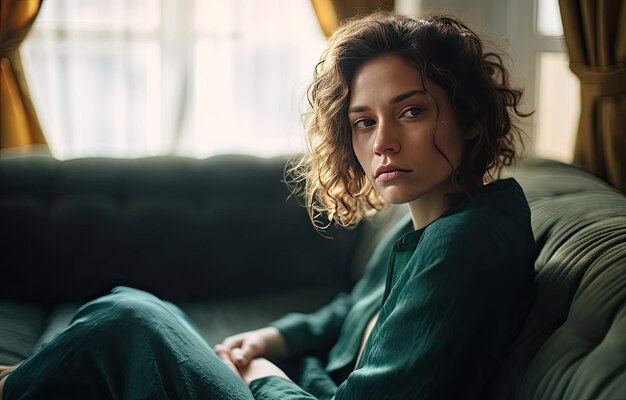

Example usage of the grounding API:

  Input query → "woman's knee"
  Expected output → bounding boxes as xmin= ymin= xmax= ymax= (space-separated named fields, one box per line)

xmin=73 ymin=287 xmax=172 ymax=334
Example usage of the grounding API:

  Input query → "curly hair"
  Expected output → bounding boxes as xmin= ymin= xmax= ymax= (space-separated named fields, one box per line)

xmin=287 ymin=12 xmax=530 ymax=229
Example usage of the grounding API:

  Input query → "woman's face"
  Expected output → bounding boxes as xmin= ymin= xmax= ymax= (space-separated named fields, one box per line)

xmin=349 ymin=53 xmax=472 ymax=226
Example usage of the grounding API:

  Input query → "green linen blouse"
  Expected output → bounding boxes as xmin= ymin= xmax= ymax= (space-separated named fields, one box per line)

xmin=250 ymin=178 xmax=536 ymax=400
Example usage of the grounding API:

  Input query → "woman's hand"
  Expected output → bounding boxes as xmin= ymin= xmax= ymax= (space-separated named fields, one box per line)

xmin=238 ymin=358 xmax=290 ymax=386
xmin=213 ymin=346 xmax=243 ymax=379
xmin=214 ymin=327 xmax=287 ymax=368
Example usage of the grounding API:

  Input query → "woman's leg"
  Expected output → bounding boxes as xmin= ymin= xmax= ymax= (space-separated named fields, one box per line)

xmin=3 ymin=287 xmax=255 ymax=400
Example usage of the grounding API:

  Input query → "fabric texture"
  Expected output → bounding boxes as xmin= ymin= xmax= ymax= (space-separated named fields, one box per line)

xmin=559 ymin=0 xmax=626 ymax=191
xmin=258 ymin=178 xmax=536 ymax=399
xmin=0 ymin=0 xmax=47 ymax=149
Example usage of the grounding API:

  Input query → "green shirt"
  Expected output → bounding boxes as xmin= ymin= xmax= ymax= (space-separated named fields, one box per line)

xmin=251 ymin=178 xmax=535 ymax=399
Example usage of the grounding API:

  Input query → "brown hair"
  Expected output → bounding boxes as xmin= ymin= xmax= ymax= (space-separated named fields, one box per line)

xmin=287 ymin=12 xmax=530 ymax=229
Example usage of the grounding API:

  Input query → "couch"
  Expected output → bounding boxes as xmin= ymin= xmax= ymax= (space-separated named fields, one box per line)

xmin=1 ymin=154 xmax=624 ymax=399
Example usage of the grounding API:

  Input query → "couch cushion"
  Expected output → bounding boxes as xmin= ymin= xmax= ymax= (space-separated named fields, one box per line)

xmin=488 ymin=159 xmax=626 ymax=399
xmin=0 ymin=304 xmax=47 ymax=364
xmin=180 ymin=286 xmax=342 ymax=346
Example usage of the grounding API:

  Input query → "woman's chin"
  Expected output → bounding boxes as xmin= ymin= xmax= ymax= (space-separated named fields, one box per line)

xmin=378 ymin=190 xmax=415 ymax=205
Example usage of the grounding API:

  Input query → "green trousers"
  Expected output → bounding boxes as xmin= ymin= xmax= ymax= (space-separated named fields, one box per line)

xmin=4 ymin=287 xmax=256 ymax=400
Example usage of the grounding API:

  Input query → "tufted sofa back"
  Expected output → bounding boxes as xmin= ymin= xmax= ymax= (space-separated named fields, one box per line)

xmin=0 ymin=154 xmax=363 ymax=304
xmin=486 ymin=159 xmax=626 ymax=399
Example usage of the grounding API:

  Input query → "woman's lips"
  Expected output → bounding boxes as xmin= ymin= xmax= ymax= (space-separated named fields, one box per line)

xmin=376 ymin=169 xmax=410 ymax=182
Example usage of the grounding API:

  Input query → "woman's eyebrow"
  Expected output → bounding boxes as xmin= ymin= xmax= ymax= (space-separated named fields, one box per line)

xmin=348 ymin=89 xmax=428 ymax=114
xmin=390 ymin=89 xmax=427 ymax=105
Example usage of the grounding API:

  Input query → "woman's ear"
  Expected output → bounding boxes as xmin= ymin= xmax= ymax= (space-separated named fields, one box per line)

xmin=464 ymin=122 xmax=479 ymax=140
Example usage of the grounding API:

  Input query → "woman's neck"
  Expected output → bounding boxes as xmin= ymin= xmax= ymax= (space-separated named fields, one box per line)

xmin=408 ymin=195 xmax=452 ymax=230
xmin=408 ymin=181 xmax=477 ymax=230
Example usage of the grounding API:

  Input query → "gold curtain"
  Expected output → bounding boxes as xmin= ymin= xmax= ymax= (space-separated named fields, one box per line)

xmin=559 ymin=0 xmax=626 ymax=191
xmin=311 ymin=0 xmax=394 ymax=38
xmin=0 ymin=0 xmax=46 ymax=149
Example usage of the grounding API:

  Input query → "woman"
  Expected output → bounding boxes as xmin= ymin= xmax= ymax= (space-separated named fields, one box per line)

xmin=1 ymin=12 xmax=535 ymax=400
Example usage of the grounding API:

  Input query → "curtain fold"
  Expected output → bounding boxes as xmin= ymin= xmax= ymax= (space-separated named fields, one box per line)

xmin=310 ymin=0 xmax=394 ymax=38
xmin=559 ymin=0 xmax=626 ymax=191
xmin=0 ymin=0 xmax=47 ymax=150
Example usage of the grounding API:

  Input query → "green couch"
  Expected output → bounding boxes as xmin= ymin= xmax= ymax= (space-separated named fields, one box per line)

xmin=0 ymin=154 xmax=624 ymax=399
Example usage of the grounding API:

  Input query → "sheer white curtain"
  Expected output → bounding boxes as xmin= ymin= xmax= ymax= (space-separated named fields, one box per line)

xmin=21 ymin=0 xmax=327 ymax=159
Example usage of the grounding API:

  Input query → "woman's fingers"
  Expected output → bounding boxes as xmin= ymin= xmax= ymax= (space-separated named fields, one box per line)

xmin=215 ymin=337 xmax=246 ymax=361
xmin=231 ymin=348 xmax=250 ymax=367
xmin=213 ymin=345 xmax=242 ymax=378
xmin=217 ymin=333 xmax=265 ymax=368
xmin=219 ymin=336 xmax=243 ymax=351
xmin=216 ymin=337 xmax=250 ymax=367
xmin=216 ymin=329 xmax=275 ymax=368
xmin=231 ymin=341 xmax=261 ymax=367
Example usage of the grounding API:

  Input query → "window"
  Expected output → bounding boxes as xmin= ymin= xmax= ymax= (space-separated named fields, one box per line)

xmin=21 ymin=0 xmax=327 ymax=159
xmin=531 ymin=0 xmax=580 ymax=162
xmin=535 ymin=52 xmax=580 ymax=162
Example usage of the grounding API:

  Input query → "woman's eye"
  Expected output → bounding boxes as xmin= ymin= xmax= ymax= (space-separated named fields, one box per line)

xmin=354 ymin=119 xmax=376 ymax=128
xmin=401 ymin=107 xmax=423 ymax=118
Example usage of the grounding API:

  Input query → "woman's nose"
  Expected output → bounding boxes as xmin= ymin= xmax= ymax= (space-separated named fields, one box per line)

xmin=373 ymin=120 xmax=400 ymax=155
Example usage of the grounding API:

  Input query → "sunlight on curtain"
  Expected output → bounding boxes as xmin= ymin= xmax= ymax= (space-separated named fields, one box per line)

xmin=20 ymin=0 xmax=327 ymax=159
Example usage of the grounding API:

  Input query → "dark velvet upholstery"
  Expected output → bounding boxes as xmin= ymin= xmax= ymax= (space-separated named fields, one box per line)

xmin=0 ymin=155 xmax=362 ymax=305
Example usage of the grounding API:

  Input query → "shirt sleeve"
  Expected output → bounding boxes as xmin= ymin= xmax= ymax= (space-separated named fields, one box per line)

xmin=268 ymin=216 xmax=413 ymax=357
xmin=269 ymin=292 xmax=353 ymax=357
xmin=250 ymin=376 xmax=320 ymax=400
xmin=253 ymin=217 xmax=535 ymax=399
